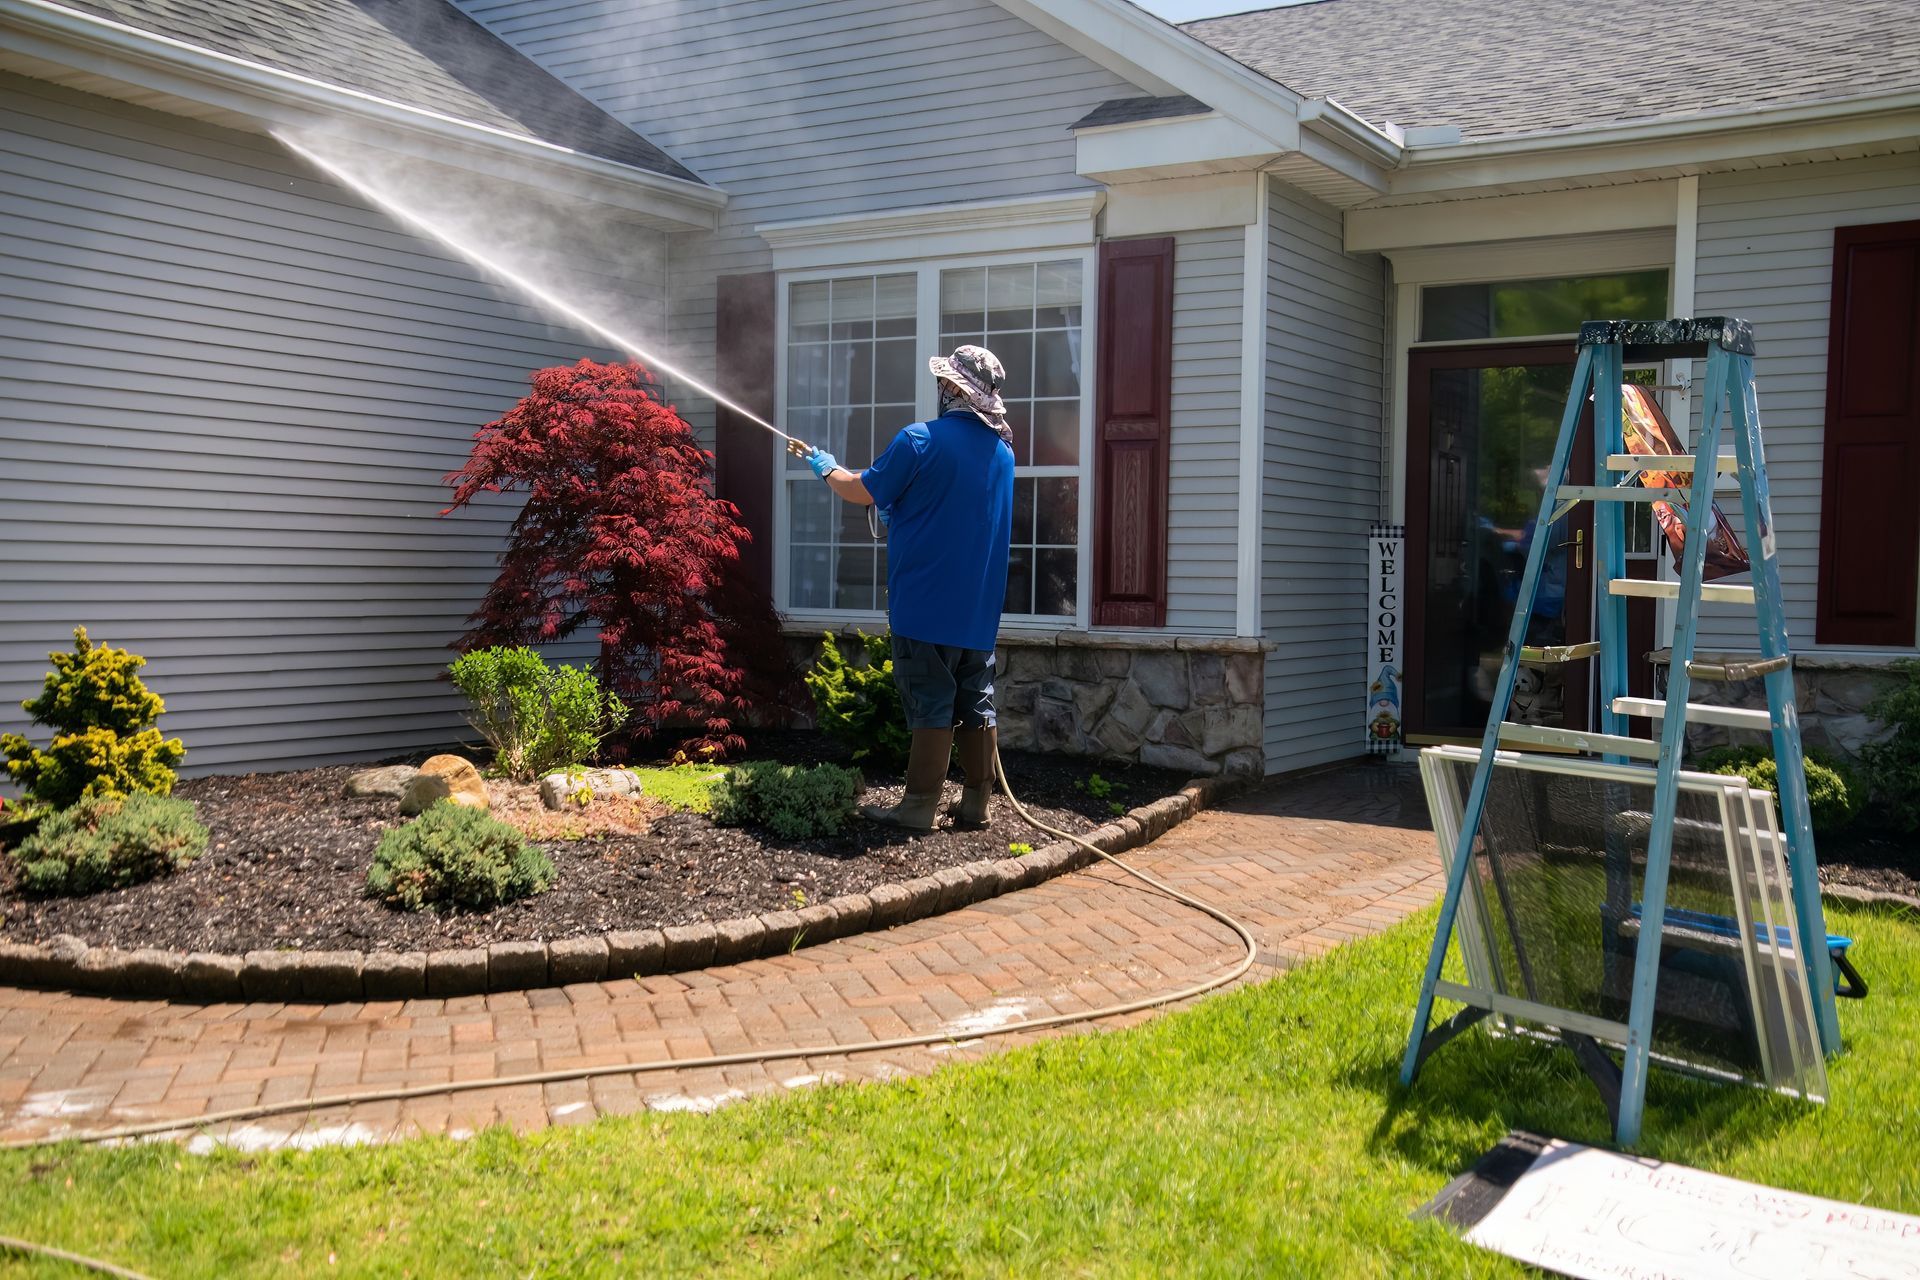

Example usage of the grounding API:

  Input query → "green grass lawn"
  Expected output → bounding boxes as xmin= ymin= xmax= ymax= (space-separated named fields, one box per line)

xmin=2 ymin=901 xmax=1914 ymax=1278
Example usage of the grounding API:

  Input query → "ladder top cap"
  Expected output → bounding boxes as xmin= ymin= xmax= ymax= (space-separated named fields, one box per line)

xmin=1577 ymin=316 xmax=1756 ymax=358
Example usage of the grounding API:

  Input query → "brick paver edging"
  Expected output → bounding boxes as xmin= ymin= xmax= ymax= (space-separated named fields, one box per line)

xmin=0 ymin=774 xmax=1252 ymax=1004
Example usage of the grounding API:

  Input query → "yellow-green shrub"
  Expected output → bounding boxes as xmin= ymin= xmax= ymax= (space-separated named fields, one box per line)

xmin=2 ymin=628 xmax=185 ymax=808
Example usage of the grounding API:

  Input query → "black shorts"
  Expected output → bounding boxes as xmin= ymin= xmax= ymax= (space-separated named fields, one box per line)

xmin=890 ymin=634 xmax=997 ymax=730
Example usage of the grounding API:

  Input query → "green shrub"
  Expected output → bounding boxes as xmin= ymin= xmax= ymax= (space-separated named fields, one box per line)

xmin=1696 ymin=744 xmax=1862 ymax=835
xmin=1862 ymin=659 xmax=1920 ymax=833
xmin=11 ymin=792 xmax=207 ymax=896
xmin=449 ymin=646 xmax=628 ymax=782
xmin=2 ymin=627 xmax=186 ymax=808
xmin=710 ymin=762 xmax=862 ymax=840
xmin=367 ymin=803 xmax=555 ymax=912
xmin=804 ymin=632 xmax=909 ymax=769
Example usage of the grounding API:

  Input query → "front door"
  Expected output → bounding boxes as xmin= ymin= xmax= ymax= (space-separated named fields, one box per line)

xmin=1405 ymin=344 xmax=1595 ymax=740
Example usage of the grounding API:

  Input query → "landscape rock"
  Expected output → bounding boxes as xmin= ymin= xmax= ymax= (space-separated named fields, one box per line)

xmin=606 ymin=928 xmax=666 ymax=979
xmin=401 ymin=755 xmax=490 ymax=816
xmin=345 ymin=765 xmax=418 ymax=801
xmin=538 ymin=767 xmax=645 ymax=811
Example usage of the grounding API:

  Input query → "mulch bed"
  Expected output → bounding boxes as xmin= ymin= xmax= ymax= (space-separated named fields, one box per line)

xmin=0 ymin=733 xmax=1188 ymax=954
xmin=1817 ymin=830 xmax=1920 ymax=901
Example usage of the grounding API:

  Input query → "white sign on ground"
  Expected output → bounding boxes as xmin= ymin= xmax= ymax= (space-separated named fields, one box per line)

xmin=1463 ymin=1139 xmax=1920 ymax=1279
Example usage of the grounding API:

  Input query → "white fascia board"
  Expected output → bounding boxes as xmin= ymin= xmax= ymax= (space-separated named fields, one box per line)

xmin=1391 ymin=91 xmax=1920 ymax=196
xmin=1348 ymin=181 xmax=1679 ymax=253
xmin=0 ymin=0 xmax=725 ymax=229
xmin=1076 ymin=112 xmax=1283 ymax=184
xmin=756 ymin=190 xmax=1105 ymax=272
xmin=1103 ymin=172 xmax=1260 ymax=236
xmin=993 ymin=0 xmax=1302 ymax=146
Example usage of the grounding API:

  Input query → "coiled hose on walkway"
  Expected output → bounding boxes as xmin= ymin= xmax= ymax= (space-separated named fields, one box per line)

xmin=2 ymin=754 xmax=1259 ymax=1153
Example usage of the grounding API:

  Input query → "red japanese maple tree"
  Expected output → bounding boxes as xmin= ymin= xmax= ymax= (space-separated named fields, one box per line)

xmin=443 ymin=359 xmax=794 ymax=758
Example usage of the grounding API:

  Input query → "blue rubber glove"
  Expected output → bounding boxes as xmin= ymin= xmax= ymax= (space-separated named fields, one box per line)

xmin=806 ymin=447 xmax=838 ymax=479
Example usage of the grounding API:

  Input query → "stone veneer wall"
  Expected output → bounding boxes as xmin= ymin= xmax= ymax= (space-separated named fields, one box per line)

xmin=1650 ymin=651 xmax=1903 ymax=761
xmin=782 ymin=628 xmax=1270 ymax=777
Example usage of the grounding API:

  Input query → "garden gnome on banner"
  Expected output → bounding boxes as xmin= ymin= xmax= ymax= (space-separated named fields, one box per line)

xmin=790 ymin=345 xmax=1016 ymax=831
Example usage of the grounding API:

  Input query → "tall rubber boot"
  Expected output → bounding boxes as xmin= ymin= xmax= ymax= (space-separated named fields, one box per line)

xmin=948 ymin=725 xmax=997 ymax=828
xmin=861 ymin=727 xmax=953 ymax=831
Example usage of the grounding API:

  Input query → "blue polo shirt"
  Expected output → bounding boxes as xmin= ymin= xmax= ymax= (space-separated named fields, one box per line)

xmin=861 ymin=409 xmax=1015 ymax=652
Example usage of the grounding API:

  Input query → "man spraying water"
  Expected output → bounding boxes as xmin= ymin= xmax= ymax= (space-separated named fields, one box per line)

xmin=791 ymin=346 xmax=1015 ymax=832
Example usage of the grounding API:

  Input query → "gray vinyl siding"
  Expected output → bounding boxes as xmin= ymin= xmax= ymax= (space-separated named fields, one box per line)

xmin=1167 ymin=227 xmax=1245 ymax=633
xmin=1260 ymin=178 xmax=1387 ymax=774
xmin=455 ymin=0 xmax=1151 ymax=614
xmin=1693 ymin=153 xmax=1920 ymax=653
xmin=0 ymin=74 xmax=656 ymax=778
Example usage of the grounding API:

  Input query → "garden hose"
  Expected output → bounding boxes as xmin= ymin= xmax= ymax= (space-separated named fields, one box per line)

xmin=1 ymin=751 xmax=1257 ymax=1152
xmin=0 ymin=1234 xmax=155 ymax=1279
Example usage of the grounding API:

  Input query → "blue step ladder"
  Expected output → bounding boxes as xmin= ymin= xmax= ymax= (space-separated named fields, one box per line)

xmin=1398 ymin=317 xmax=1843 ymax=1147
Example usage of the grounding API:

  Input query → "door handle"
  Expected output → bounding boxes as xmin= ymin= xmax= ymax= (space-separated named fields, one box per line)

xmin=1558 ymin=528 xmax=1584 ymax=569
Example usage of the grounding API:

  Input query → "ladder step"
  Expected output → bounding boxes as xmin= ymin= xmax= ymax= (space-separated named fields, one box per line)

xmin=1612 ymin=696 xmax=1774 ymax=731
xmin=1687 ymin=655 xmax=1791 ymax=682
xmin=1608 ymin=578 xmax=1755 ymax=605
xmin=1606 ymin=453 xmax=1739 ymax=474
xmin=1556 ymin=485 xmax=1693 ymax=503
xmin=1519 ymin=641 xmax=1600 ymax=665
xmin=1497 ymin=722 xmax=1661 ymax=761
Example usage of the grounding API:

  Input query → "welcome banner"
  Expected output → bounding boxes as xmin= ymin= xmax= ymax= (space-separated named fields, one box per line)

xmin=1366 ymin=522 xmax=1403 ymax=755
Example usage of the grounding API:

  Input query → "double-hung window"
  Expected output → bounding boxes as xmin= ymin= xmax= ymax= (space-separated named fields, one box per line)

xmin=777 ymin=255 xmax=1091 ymax=626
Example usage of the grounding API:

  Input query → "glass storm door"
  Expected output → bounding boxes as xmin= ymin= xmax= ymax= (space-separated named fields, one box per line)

xmin=1405 ymin=344 xmax=1595 ymax=740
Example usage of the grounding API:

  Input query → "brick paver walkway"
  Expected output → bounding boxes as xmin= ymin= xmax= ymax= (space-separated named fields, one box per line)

xmin=0 ymin=762 xmax=1442 ymax=1150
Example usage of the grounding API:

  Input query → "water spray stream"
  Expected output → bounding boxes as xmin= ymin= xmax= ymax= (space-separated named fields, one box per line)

xmin=276 ymin=131 xmax=798 ymax=445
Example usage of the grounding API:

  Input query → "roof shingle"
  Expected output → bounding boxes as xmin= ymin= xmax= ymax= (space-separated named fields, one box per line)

xmin=1186 ymin=0 xmax=1920 ymax=142
xmin=1069 ymin=94 xmax=1211 ymax=131
xmin=57 ymin=0 xmax=703 ymax=182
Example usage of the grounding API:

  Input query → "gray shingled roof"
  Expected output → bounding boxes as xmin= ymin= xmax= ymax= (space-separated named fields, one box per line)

xmin=59 ymin=0 xmax=703 ymax=182
xmin=1070 ymin=94 xmax=1211 ymax=131
xmin=1186 ymin=0 xmax=1920 ymax=142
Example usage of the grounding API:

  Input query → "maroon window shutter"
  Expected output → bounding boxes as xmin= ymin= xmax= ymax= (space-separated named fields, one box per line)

xmin=1092 ymin=237 xmax=1175 ymax=627
xmin=713 ymin=272 xmax=778 ymax=596
xmin=1815 ymin=220 xmax=1920 ymax=647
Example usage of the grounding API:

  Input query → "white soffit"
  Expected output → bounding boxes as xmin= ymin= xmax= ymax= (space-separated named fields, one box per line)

xmin=1348 ymin=181 xmax=1680 ymax=254
xmin=1385 ymin=227 xmax=1675 ymax=287
xmin=756 ymin=190 xmax=1106 ymax=271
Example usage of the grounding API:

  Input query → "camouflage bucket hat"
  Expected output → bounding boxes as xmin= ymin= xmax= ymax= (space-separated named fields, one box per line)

xmin=929 ymin=345 xmax=1012 ymax=444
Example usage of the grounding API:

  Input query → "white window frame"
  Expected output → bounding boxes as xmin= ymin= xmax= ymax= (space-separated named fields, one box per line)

xmin=772 ymin=245 xmax=1099 ymax=633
